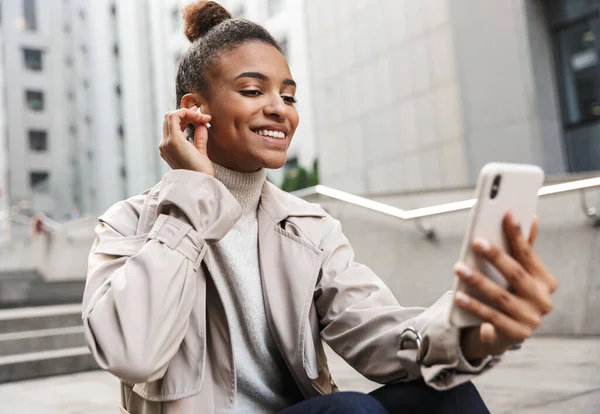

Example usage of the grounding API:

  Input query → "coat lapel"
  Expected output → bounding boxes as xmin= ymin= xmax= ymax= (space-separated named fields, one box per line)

xmin=257 ymin=182 xmax=326 ymax=392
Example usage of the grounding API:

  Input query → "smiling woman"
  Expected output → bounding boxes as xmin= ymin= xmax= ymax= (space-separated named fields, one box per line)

xmin=82 ymin=1 xmax=556 ymax=414
xmin=173 ymin=2 xmax=298 ymax=173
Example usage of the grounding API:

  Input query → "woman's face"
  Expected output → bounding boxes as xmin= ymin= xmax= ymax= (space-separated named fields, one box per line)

xmin=197 ymin=41 xmax=299 ymax=172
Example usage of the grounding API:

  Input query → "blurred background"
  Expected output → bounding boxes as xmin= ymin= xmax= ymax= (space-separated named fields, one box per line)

xmin=0 ymin=0 xmax=599 ymax=413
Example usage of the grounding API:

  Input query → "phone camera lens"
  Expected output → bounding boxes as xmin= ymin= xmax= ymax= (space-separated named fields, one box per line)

xmin=490 ymin=175 xmax=501 ymax=199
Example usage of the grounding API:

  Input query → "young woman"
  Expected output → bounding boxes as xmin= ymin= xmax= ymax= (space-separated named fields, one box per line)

xmin=82 ymin=2 xmax=558 ymax=413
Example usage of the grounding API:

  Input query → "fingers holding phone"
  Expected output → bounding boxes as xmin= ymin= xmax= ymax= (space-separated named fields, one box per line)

xmin=453 ymin=215 xmax=558 ymax=357
xmin=159 ymin=106 xmax=213 ymax=176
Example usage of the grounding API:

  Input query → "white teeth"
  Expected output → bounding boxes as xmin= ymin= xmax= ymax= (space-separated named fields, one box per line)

xmin=255 ymin=129 xmax=285 ymax=139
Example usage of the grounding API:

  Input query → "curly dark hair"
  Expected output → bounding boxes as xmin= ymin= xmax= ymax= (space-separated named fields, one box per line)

xmin=175 ymin=1 xmax=283 ymax=107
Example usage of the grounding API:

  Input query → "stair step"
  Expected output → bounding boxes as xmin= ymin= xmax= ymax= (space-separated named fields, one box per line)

xmin=0 ymin=304 xmax=82 ymax=333
xmin=0 ymin=326 xmax=86 ymax=356
xmin=0 ymin=347 xmax=98 ymax=383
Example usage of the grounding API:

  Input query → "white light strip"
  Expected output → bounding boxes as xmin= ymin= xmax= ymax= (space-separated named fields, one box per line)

xmin=538 ymin=176 xmax=600 ymax=196
xmin=402 ymin=199 xmax=477 ymax=219
xmin=293 ymin=175 xmax=600 ymax=221
xmin=315 ymin=185 xmax=408 ymax=219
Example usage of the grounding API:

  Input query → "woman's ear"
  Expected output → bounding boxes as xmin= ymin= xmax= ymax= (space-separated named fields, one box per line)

xmin=180 ymin=93 xmax=208 ymax=112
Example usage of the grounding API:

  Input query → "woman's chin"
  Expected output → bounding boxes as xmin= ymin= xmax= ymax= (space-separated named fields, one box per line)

xmin=260 ymin=154 xmax=288 ymax=170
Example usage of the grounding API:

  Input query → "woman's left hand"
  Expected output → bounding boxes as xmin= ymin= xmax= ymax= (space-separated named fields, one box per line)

xmin=454 ymin=212 xmax=558 ymax=360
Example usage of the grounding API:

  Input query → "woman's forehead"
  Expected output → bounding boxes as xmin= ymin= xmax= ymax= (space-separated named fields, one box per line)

xmin=217 ymin=42 xmax=292 ymax=82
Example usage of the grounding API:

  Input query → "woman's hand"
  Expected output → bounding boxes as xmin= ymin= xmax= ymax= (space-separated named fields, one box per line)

xmin=159 ymin=106 xmax=213 ymax=176
xmin=454 ymin=212 xmax=558 ymax=360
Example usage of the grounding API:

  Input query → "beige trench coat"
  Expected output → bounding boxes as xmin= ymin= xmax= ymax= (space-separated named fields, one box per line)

xmin=82 ymin=170 xmax=497 ymax=414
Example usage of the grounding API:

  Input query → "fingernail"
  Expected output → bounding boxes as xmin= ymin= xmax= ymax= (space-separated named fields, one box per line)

xmin=454 ymin=262 xmax=473 ymax=278
xmin=455 ymin=291 xmax=470 ymax=304
xmin=473 ymin=237 xmax=491 ymax=252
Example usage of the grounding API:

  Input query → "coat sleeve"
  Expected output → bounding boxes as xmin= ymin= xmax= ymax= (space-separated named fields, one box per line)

xmin=82 ymin=170 xmax=242 ymax=384
xmin=315 ymin=217 xmax=500 ymax=390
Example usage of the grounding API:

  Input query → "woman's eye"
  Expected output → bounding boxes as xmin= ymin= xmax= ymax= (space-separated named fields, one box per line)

xmin=282 ymin=96 xmax=297 ymax=104
xmin=240 ymin=90 xmax=262 ymax=97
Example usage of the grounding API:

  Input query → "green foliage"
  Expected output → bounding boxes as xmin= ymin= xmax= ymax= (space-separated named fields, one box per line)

xmin=281 ymin=159 xmax=319 ymax=192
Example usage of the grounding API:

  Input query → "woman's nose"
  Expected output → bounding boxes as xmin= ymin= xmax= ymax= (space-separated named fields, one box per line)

xmin=263 ymin=95 xmax=287 ymax=120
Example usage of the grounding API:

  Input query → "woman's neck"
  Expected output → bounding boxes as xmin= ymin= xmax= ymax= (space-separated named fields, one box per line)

xmin=212 ymin=162 xmax=266 ymax=214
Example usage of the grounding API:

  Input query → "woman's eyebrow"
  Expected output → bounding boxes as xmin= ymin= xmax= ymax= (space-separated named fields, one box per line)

xmin=234 ymin=71 xmax=296 ymax=87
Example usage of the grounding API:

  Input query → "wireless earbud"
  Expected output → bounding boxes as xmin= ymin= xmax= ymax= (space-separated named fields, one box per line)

xmin=196 ymin=106 xmax=211 ymax=128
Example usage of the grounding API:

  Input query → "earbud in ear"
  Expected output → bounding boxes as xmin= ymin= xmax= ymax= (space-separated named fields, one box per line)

xmin=196 ymin=106 xmax=211 ymax=128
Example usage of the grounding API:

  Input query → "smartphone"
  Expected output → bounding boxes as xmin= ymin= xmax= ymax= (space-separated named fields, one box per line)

xmin=449 ymin=163 xmax=544 ymax=328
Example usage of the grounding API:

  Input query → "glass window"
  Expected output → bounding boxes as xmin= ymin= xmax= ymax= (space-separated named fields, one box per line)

xmin=549 ymin=0 xmax=600 ymax=26
xmin=25 ymin=90 xmax=44 ymax=111
xmin=30 ymin=171 xmax=49 ymax=192
xmin=29 ymin=130 xmax=48 ymax=151
xmin=555 ymin=15 xmax=600 ymax=126
xmin=23 ymin=0 xmax=37 ymax=31
xmin=23 ymin=48 xmax=42 ymax=71
xmin=268 ymin=0 xmax=284 ymax=17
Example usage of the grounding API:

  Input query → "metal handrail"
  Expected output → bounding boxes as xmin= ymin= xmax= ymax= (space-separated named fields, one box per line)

xmin=292 ymin=176 xmax=600 ymax=238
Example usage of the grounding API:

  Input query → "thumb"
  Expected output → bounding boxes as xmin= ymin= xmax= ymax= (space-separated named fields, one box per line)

xmin=480 ymin=322 xmax=499 ymax=345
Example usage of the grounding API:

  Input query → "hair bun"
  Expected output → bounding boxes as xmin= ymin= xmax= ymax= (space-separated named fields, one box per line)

xmin=183 ymin=1 xmax=232 ymax=43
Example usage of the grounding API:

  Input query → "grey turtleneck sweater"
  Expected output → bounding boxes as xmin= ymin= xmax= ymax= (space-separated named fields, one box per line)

xmin=210 ymin=164 xmax=302 ymax=413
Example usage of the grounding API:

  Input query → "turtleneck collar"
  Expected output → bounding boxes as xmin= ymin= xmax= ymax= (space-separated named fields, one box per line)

xmin=212 ymin=163 xmax=267 ymax=214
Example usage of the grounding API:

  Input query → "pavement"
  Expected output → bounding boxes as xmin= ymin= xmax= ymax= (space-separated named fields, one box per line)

xmin=0 ymin=337 xmax=598 ymax=413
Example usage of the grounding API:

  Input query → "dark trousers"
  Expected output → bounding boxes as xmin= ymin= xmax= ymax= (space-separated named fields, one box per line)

xmin=277 ymin=379 xmax=490 ymax=414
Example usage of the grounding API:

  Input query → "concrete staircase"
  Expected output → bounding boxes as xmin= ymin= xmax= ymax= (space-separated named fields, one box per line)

xmin=0 ymin=304 xmax=98 ymax=383
xmin=0 ymin=270 xmax=85 ymax=309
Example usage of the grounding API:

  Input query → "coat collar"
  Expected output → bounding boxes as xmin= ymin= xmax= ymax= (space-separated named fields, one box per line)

xmin=259 ymin=181 xmax=326 ymax=224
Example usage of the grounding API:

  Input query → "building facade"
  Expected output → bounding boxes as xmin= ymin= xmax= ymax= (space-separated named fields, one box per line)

xmin=2 ymin=0 xmax=77 ymax=218
xmin=0 ymin=0 xmax=174 ymax=218
xmin=0 ymin=32 xmax=8 ymax=237
xmin=305 ymin=0 xmax=599 ymax=194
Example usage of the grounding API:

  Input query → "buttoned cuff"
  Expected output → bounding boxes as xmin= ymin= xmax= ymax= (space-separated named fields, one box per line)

xmin=148 ymin=215 xmax=207 ymax=271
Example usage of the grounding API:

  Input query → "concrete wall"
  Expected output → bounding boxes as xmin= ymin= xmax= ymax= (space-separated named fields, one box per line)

xmin=305 ymin=0 xmax=469 ymax=194
xmin=315 ymin=184 xmax=600 ymax=336
xmin=304 ymin=0 xmax=569 ymax=194
xmin=451 ymin=0 xmax=566 ymax=180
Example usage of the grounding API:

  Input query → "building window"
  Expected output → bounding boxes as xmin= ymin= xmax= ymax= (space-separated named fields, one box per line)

xmin=550 ymin=3 xmax=600 ymax=173
xmin=30 ymin=171 xmax=49 ymax=192
xmin=22 ymin=0 xmax=37 ymax=31
xmin=25 ymin=90 xmax=44 ymax=111
xmin=113 ymin=43 xmax=119 ymax=57
xmin=28 ymin=130 xmax=48 ymax=151
xmin=110 ymin=3 xmax=116 ymax=17
xmin=23 ymin=48 xmax=42 ymax=71
xmin=555 ymin=16 xmax=600 ymax=126
xmin=267 ymin=0 xmax=284 ymax=17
